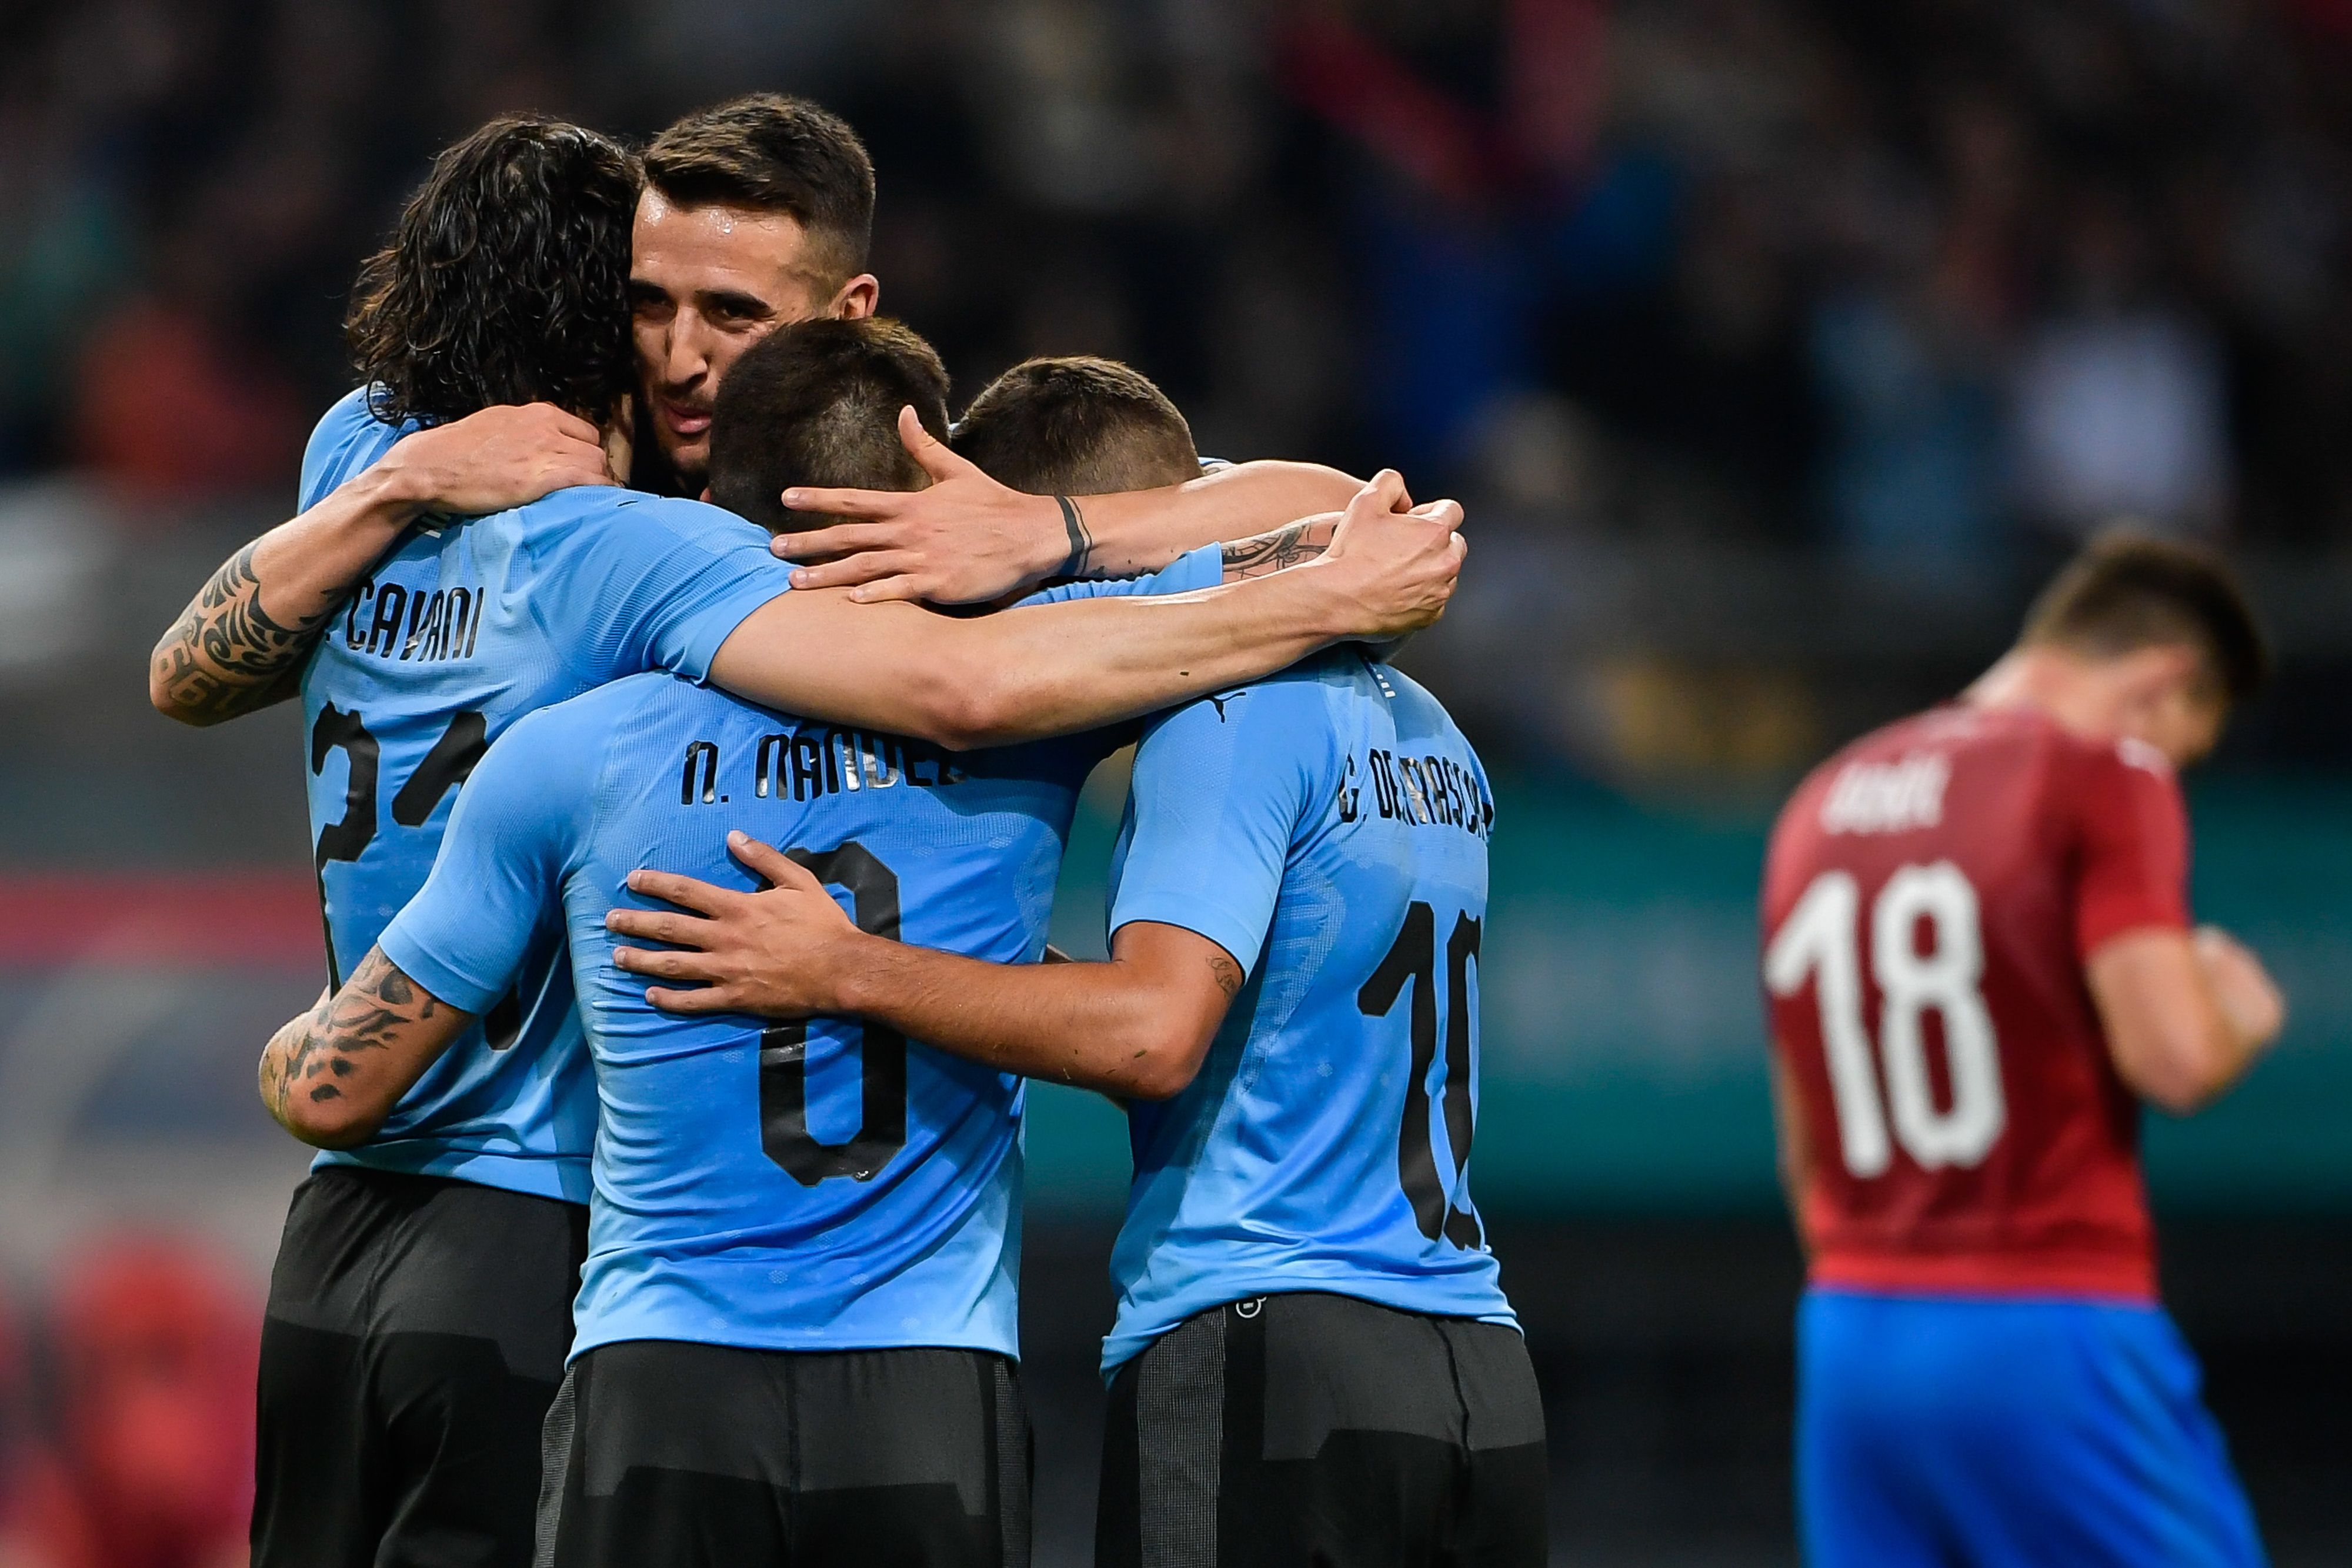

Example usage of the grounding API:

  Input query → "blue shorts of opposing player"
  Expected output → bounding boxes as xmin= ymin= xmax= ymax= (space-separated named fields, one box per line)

xmin=1797 ymin=1289 xmax=2266 ymax=1568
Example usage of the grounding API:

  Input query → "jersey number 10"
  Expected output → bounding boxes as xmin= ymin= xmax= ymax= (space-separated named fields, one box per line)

xmin=1764 ymin=862 xmax=2006 ymax=1178
xmin=1359 ymin=902 xmax=1484 ymax=1249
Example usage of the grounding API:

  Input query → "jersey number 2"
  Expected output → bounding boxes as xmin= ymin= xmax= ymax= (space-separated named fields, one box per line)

xmin=759 ymin=842 xmax=908 ymax=1185
xmin=309 ymin=705 xmax=523 ymax=1047
xmin=1359 ymin=902 xmax=1484 ymax=1248
xmin=1765 ymin=862 xmax=2005 ymax=1177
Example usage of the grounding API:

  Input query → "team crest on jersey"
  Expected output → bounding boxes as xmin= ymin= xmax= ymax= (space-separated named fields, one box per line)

xmin=1820 ymin=752 xmax=1950 ymax=835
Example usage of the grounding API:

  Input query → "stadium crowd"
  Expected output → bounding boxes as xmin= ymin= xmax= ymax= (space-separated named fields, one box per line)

xmin=2 ymin=0 xmax=2350 ymax=561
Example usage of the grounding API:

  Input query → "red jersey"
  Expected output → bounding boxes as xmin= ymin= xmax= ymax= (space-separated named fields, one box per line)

xmin=1760 ymin=703 xmax=2191 ymax=1302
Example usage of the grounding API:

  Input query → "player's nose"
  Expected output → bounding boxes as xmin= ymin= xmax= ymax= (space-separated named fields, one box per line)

xmin=662 ymin=319 xmax=711 ymax=386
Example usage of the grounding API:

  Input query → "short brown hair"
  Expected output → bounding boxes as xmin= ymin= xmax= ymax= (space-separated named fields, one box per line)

xmin=347 ymin=115 xmax=639 ymax=426
xmin=705 ymin=317 xmax=949 ymax=533
xmin=952 ymin=356 xmax=1200 ymax=494
xmin=2021 ymin=532 xmax=2269 ymax=706
xmin=642 ymin=95 xmax=875 ymax=288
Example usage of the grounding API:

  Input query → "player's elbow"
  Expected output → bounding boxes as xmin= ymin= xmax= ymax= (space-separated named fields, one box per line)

xmin=2134 ymin=1077 xmax=2213 ymax=1117
xmin=1118 ymin=1053 xmax=1193 ymax=1103
xmin=1116 ymin=1018 xmax=1215 ymax=1102
xmin=2132 ymin=1058 xmax=2230 ymax=1116
xmin=2113 ymin=1025 xmax=2236 ymax=1115
xmin=272 ymin=1085 xmax=388 ymax=1150
xmin=906 ymin=662 xmax=1035 ymax=752
xmin=2090 ymin=934 xmax=2253 ymax=1116
xmin=147 ymin=654 xmax=216 ymax=726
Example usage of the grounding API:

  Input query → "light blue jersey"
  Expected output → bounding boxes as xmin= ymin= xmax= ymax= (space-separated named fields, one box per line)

xmin=376 ymin=555 xmax=1219 ymax=1359
xmin=295 ymin=388 xmax=800 ymax=1201
xmin=1101 ymin=650 xmax=1517 ymax=1374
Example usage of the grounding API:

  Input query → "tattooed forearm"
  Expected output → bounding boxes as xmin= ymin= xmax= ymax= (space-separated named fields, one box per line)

xmin=1219 ymin=518 xmax=1335 ymax=582
xmin=151 ymin=543 xmax=338 ymax=725
xmin=259 ymin=948 xmax=448 ymax=1144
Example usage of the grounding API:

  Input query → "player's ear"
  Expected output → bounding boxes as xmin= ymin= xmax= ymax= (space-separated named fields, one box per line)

xmin=2120 ymin=644 xmax=2201 ymax=709
xmin=830 ymin=273 xmax=880 ymax=321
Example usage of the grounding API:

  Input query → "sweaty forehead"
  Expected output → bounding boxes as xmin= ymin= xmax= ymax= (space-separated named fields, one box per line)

xmin=631 ymin=189 xmax=819 ymax=296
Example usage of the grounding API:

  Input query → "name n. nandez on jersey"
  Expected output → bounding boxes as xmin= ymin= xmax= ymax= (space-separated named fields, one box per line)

xmin=678 ymin=728 xmax=969 ymax=806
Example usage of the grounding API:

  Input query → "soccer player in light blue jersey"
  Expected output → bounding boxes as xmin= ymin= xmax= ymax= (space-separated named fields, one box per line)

xmin=253 ymin=320 xmax=1463 ymax=1567
xmin=161 ymin=109 xmax=1462 ymax=1568
xmin=614 ymin=636 xmax=1546 ymax=1568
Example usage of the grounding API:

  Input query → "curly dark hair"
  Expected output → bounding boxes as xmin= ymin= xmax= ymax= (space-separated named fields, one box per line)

xmin=345 ymin=115 xmax=640 ymax=428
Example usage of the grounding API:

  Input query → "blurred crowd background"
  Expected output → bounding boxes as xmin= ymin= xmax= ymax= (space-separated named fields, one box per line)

xmin=0 ymin=1 xmax=2347 ymax=1564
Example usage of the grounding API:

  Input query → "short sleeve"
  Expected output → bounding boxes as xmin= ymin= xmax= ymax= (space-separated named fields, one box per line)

xmin=1107 ymin=678 xmax=1329 ymax=973
xmin=376 ymin=705 xmax=598 ymax=1012
xmin=299 ymin=387 xmax=409 ymax=511
xmin=1013 ymin=544 xmax=1222 ymax=606
xmin=2073 ymin=739 xmax=2191 ymax=960
xmin=533 ymin=495 xmax=798 ymax=685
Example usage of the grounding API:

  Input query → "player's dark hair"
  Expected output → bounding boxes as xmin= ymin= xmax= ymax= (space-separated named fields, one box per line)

xmin=643 ymin=95 xmax=875 ymax=289
xmin=705 ymin=316 xmax=949 ymax=533
xmin=2020 ymin=532 xmax=2270 ymax=706
xmin=952 ymin=356 xmax=1200 ymax=494
xmin=345 ymin=115 xmax=639 ymax=428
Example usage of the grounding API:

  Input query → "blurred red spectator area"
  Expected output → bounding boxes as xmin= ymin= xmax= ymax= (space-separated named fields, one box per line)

xmin=0 ymin=875 xmax=319 ymax=969
xmin=0 ymin=1240 xmax=257 ymax=1568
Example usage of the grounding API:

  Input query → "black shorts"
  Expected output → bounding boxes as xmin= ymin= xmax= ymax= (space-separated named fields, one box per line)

xmin=252 ymin=1166 xmax=589 ymax=1568
xmin=536 ymin=1339 xmax=1032 ymax=1568
xmin=1097 ymin=1292 xmax=1547 ymax=1568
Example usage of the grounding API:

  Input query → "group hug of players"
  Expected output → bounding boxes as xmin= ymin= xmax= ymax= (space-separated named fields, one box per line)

xmin=145 ymin=91 xmax=2287 ymax=1568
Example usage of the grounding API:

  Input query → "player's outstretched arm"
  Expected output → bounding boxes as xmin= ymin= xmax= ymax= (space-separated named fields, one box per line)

xmin=259 ymin=948 xmax=476 ymax=1149
xmin=769 ymin=405 xmax=1365 ymax=604
xmin=609 ymin=834 xmax=1233 ymax=1100
xmin=707 ymin=473 xmax=1462 ymax=750
xmin=2088 ymin=926 xmax=2286 ymax=1113
xmin=149 ymin=403 xmax=614 ymax=726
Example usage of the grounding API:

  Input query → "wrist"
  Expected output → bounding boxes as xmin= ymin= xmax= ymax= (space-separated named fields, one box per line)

xmin=355 ymin=445 xmax=440 ymax=526
xmin=1026 ymin=493 xmax=1077 ymax=580
xmin=823 ymin=930 xmax=896 ymax=1016
xmin=1286 ymin=554 xmax=1360 ymax=642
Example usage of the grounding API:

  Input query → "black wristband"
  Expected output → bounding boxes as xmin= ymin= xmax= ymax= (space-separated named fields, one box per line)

xmin=1055 ymin=494 xmax=1092 ymax=578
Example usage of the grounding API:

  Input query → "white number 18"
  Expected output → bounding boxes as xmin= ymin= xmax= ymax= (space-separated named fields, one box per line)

xmin=1765 ymin=862 xmax=2006 ymax=1177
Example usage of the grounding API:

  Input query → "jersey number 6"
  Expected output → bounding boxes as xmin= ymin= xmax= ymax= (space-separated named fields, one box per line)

xmin=759 ymin=842 xmax=909 ymax=1185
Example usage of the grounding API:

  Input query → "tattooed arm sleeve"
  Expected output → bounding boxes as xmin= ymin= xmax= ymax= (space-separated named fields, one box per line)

xmin=148 ymin=448 xmax=431 ymax=728
xmin=259 ymin=948 xmax=475 ymax=1148
xmin=150 ymin=541 xmax=351 ymax=726
xmin=1218 ymin=515 xmax=1337 ymax=583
